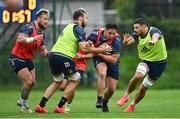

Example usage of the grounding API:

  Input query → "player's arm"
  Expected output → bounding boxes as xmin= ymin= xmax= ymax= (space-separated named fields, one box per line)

xmin=79 ymin=41 xmax=112 ymax=54
xmin=148 ymin=33 xmax=160 ymax=45
xmin=80 ymin=29 xmax=112 ymax=54
xmin=38 ymin=45 xmax=48 ymax=57
xmin=75 ymin=52 xmax=93 ymax=60
xmin=17 ymin=33 xmax=43 ymax=44
xmin=123 ymin=33 xmax=135 ymax=45
xmin=148 ymin=27 xmax=162 ymax=45
xmin=16 ymin=24 xmax=43 ymax=44
xmin=96 ymin=53 xmax=120 ymax=64
xmin=97 ymin=37 xmax=121 ymax=63
xmin=74 ymin=25 xmax=112 ymax=54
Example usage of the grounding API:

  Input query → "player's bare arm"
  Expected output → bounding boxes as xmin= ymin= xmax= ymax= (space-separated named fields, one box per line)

xmin=75 ymin=52 xmax=93 ymax=60
xmin=39 ymin=45 xmax=48 ymax=57
xmin=79 ymin=41 xmax=112 ymax=54
xmin=96 ymin=53 xmax=120 ymax=64
xmin=123 ymin=33 xmax=135 ymax=45
xmin=17 ymin=33 xmax=44 ymax=44
xmin=148 ymin=33 xmax=160 ymax=45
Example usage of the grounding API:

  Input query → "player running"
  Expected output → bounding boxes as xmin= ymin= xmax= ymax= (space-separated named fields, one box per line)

xmin=87 ymin=24 xmax=122 ymax=112
xmin=117 ymin=18 xmax=167 ymax=112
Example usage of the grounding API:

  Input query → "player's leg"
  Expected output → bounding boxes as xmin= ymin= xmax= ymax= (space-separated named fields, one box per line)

xmin=102 ymin=63 xmax=119 ymax=112
xmin=124 ymin=60 xmax=167 ymax=112
xmin=20 ymin=61 xmax=37 ymax=113
xmin=103 ymin=76 xmax=118 ymax=112
xmin=104 ymin=77 xmax=117 ymax=99
xmin=124 ymin=75 xmax=154 ymax=112
xmin=96 ymin=62 xmax=107 ymax=108
xmin=55 ymin=72 xmax=80 ymax=113
xmin=29 ymin=67 xmax=36 ymax=84
xmin=9 ymin=55 xmax=34 ymax=113
xmin=36 ymin=52 xmax=64 ymax=113
xmin=64 ymin=92 xmax=74 ymax=112
xmin=135 ymin=76 xmax=154 ymax=104
xmin=58 ymin=75 xmax=72 ymax=112
xmin=127 ymin=62 xmax=148 ymax=94
xmin=64 ymin=70 xmax=84 ymax=112
xmin=54 ymin=55 xmax=80 ymax=113
xmin=63 ymin=73 xmax=80 ymax=103
xmin=36 ymin=79 xmax=63 ymax=113
xmin=59 ymin=76 xmax=68 ymax=90
xmin=17 ymin=68 xmax=35 ymax=107
xmin=17 ymin=68 xmax=34 ymax=113
xmin=117 ymin=62 xmax=148 ymax=106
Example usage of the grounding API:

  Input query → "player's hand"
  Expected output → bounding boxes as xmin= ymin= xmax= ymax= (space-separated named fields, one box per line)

xmin=87 ymin=40 xmax=94 ymax=47
xmin=34 ymin=35 xmax=43 ymax=41
xmin=148 ymin=40 xmax=155 ymax=45
xmin=98 ymin=43 xmax=112 ymax=54
xmin=123 ymin=33 xmax=132 ymax=44
xmin=102 ymin=45 xmax=112 ymax=54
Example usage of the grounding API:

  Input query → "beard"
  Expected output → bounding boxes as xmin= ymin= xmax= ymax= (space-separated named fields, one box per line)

xmin=81 ymin=21 xmax=87 ymax=28
xmin=38 ymin=22 xmax=46 ymax=30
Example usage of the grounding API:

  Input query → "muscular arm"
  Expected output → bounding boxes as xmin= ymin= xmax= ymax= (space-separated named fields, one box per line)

xmin=79 ymin=41 xmax=112 ymax=54
xmin=97 ymin=53 xmax=120 ymax=64
xmin=39 ymin=45 xmax=48 ymax=57
xmin=123 ymin=33 xmax=136 ymax=45
xmin=16 ymin=23 xmax=43 ymax=44
xmin=75 ymin=52 xmax=93 ymax=60
xmin=17 ymin=33 xmax=43 ymax=44
xmin=149 ymin=33 xmax=160 ymax=45
xmin=16 ymin=33 xmax=29 ymax=43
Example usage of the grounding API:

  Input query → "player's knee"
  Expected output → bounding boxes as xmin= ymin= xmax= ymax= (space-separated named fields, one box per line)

xmin=59 ymin=84 xmax=66 ymax=90
xmin=133 ymin=72 xmax=144 ymax=80
xmin=69 ymin=79 xmax=80 ymax=88
xmin=98 ymin=72 xmax=106 ymax=79
xmin=26 ymin=79 xmax=35 ymax=87
xmin=142 ymin=75 xmax=154 ymax=87
xmin=108 ymin=86 xmax=116 ymax=93
xmin=59 ymin=80 xmax=68 ymax=90
xmin=73 ymin=79 xmax=80 ymax=85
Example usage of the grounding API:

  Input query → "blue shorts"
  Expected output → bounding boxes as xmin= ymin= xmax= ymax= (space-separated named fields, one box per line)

xmin=8 ymin=54 xmax=34 ymax=74
xmin=93 ymin=57 xmax=119 ymax=80
xmin=141 ymin=59 xmax=167 ymax=80
xmin=48 ymin=52 xmax=78 ymax=76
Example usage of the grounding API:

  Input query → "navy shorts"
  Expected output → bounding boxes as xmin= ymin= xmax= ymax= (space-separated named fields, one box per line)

xmin=93 ymin=57 xmax=119 ymax=80
xmin=141 ymin=59 xmax=167 ymax=80
xmin=48 ymin=52 xmax=78 ymax=76
xmin=8 ymin=54 xmax=34 ymax=74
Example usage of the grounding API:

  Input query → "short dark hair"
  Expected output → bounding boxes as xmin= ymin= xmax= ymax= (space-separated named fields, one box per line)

xmin=36 ymin=8 xmax=50 ymax=19
xmin=105 ymin=24 xmax=118 ymax=30
xmin=73 ymin=8 xmax=88 ymax=20
xmin=134 ymin=18 xmax=147 ymax=26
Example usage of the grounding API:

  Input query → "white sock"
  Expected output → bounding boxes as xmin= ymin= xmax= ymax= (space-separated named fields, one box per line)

xmin=21 ymin=99 xmax=28 ymax=107
xmin=131 ymin=101 xmax=135 ymax=106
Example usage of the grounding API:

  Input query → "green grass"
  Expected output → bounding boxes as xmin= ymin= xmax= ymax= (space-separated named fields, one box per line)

xmin=0 ymin=88 xmax=180 ymax=118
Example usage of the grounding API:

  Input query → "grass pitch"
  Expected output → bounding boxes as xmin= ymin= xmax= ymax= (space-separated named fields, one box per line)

xmin=0 ymin=88 xmax=180 ymax=118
